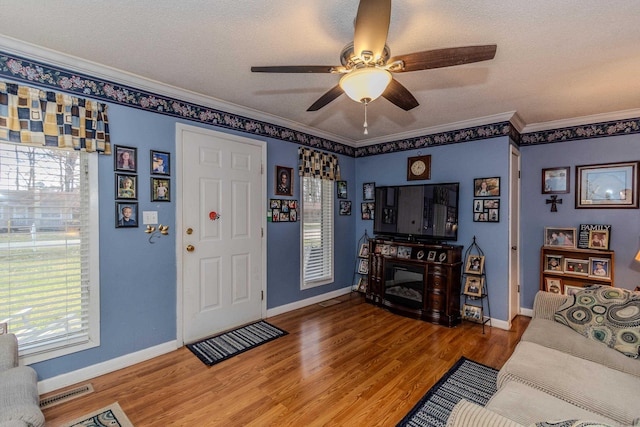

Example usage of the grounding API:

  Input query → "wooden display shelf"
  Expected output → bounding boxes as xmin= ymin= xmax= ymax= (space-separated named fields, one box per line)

xmin=540 ymin=246 xmax=614 ymax=294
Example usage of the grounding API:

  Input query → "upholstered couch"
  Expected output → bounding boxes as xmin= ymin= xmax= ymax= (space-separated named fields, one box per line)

xmin=0 ymin=334 xmax=44 ymax=427
xmin=447 ymin=289 xmax=640 ymax=427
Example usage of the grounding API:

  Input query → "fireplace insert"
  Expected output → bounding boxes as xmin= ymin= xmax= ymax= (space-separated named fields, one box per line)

xmin=383 ymin=260 xmax=425 ymax=310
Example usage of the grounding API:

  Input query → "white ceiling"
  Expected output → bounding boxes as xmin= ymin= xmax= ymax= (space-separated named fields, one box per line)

xmin=1 ymin=0 xmax=640 ymax=146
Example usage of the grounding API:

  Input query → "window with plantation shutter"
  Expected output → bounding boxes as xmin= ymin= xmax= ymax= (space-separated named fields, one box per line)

xmin=301 ymin=176 xmax=334 ymax=287
xmin=0 ymin=142 xmax=99 ymax=363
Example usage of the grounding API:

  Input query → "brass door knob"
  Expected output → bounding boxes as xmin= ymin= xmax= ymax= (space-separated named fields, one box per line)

xmin=186 ymin=228 xmax=193 ymax=235
xmin=186 ymin=245 xmax=195 ymax=252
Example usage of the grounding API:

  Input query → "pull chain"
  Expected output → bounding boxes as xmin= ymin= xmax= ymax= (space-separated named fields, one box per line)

xmin=363 ymin=99 xmax=369 ymax=135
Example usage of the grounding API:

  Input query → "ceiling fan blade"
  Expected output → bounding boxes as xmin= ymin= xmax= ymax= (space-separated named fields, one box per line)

xmin=307 ymin=85 xmax=344 ymax=111
xmin=388 ymin=45 xmax=497 ymax=72
xmin=251 ymin=65 xmax=339 ymax=73
xmin=353 ymin=0 xmax=391 ymax=62
xmin=382 ymin=78 xmax=419 ymax=111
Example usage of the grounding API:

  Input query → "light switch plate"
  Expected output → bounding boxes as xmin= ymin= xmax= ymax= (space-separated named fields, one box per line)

xmin=143 ymin=211 xmax=158 ymax=225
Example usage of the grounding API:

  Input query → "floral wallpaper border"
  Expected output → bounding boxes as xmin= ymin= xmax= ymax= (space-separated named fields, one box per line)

xmin=2 ymin=50 xmax=638 ymax=158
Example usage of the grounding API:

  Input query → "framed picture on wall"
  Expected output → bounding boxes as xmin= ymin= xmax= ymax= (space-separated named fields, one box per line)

xmin=337 ymin=180 xmax=347 ymax=199
xmin=275 ymin=166 xmax=293 ymax=196
xmin=115 ymin=202 xmax=138 ymax=228
xmin=473 ymin=177 xmax=500 ymax=197
xmin=115 ymin=174 xmax=137 ymax=200
xmin=114 ymin=145 xmax=137 ymax=172
xmin=150 ymin=150 xmax=171 ymax=176
xmin=151 ymin=178 xmax=170 ymax=202
xmin=576 ymin=161 xmax=638 ymax=208
xmin=363 ymin=182 xmax=375 ymax=201
xmin=542 ymin=166 xmax=570 ymax=194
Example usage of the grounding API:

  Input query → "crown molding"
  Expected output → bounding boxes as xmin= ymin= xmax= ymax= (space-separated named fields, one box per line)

xmin=521 ymin=108 xmax=640 ymax=133
xmin=0 ymin=34 xmax=353 ymax=147
xmin=354 ymin=111 xmax=518 ymax=147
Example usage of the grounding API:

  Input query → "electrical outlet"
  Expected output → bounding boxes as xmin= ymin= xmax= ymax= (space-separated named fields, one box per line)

xmin=0 ymin=322 xmax=7 ymax=335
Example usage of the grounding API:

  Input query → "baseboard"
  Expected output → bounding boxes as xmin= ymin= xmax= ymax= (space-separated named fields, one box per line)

xmin=266 ymin=286 xmax=353 ymax=317
xmin=37 ymin=340 xmax=179 ymax=395
xmin=520 ymin=307 xmax=534 ymax=318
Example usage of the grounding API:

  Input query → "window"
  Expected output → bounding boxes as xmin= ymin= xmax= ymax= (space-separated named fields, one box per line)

xmin=301 ymin=176 xmax=334 ymax=287
xmin=0 ymin=142 xmax=99 ymax=363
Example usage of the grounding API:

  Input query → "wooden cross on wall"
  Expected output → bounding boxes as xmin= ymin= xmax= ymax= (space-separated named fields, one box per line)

xmin=546 ymin=195 xmax=562 ymax=212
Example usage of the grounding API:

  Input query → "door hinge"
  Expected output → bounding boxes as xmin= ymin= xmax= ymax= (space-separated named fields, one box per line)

xmin=261 ymin=290 xmax=264 ymax=301
xmin=518 ymin=170 xmax=521 ymax=179
xmin=261 ymin=163 xmax=264 ymax=175
xmin=261 ymin=227 xmax=264 ymax=237
xmin=517 ymin=285 xmax=520 ymax=293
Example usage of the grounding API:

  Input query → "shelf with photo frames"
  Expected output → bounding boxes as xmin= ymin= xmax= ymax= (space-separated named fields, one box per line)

xmin=461 ymin=236 xmax=491 ymax=333
xmin=540 ymin=245 xmax=614 ymax=295
xmin=353 ymin=230 xmax=370 ymax=293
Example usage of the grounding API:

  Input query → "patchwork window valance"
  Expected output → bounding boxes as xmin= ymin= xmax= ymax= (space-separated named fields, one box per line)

xmin=298 ymin=147 xmax=341 ymax=181
xmin=0 ymin=80 xmax=111 ymax=154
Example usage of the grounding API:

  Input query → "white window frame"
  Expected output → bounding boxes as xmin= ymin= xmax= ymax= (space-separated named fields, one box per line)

xmin=301 ymin=176 xmax=334 ymax=289
xmin=0 ymin=145 xmax=100 ymax=365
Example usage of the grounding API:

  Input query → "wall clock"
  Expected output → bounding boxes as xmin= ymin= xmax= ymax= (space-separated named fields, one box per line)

xmin=407 ymin=155 xmax=431 ymax=181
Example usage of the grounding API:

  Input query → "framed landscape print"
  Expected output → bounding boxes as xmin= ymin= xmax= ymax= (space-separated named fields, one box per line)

xmin=576 ymin=161 xmax=638 ymax=208
xmin=542 ymin=166 xmax=570 ymax=194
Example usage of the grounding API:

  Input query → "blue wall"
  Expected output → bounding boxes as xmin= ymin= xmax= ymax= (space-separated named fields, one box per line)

xmin=355 ymin=137 xmax=512 ymax=321
xmin=31 ymin=104 xmax=357 ymax=380
xmin=520 ymin=134 xmax=640 ymax=309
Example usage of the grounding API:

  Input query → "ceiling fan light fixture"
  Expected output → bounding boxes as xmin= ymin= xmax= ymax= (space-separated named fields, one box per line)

xmin=339 ymin=67 xmax=392 ymax=103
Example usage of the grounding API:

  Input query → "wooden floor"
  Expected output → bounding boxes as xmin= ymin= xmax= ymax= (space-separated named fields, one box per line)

xmin=42 ymin=293 xmax=530 ymax=426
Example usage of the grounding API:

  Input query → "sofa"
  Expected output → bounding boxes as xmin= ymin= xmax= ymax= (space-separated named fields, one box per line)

xmin=447 ymin=289 xmax=640 ymax=427
xmin=0 ymin=334 xmax=44 ymax=427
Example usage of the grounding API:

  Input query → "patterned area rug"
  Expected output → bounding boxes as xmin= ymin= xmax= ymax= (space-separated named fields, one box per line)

xmin=187 ymin=320 xmax=288 ymax=366
xmin=61 ymin=402 xmax=133 ymax=427
xmin=396 ymin=357 xmax=498 ymax=427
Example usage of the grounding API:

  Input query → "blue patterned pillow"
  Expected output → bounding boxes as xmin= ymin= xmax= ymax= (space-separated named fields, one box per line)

xmin=554 ymin=285 xmax=640 ymax=358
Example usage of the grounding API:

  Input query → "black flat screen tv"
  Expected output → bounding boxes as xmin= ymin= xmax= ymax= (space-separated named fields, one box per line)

xmin=373 ymin=182 xmax=459 ymax=242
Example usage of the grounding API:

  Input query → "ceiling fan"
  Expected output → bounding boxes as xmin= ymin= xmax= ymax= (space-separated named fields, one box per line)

xmin=251 ymin=0 xmax=497 ymax=122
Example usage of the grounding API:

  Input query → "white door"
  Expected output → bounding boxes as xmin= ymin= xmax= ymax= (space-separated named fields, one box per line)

xmin=178 ymin=124 xmax=265 ymax=344
xmin=508 ymin=145 xmax=521 ymax=326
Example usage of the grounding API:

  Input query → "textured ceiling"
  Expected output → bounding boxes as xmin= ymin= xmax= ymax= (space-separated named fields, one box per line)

xmin=1 ymin=0 xmax=640 ymax=146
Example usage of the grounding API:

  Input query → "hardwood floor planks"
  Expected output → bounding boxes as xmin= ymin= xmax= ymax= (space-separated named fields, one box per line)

xmin=41 ymin=293 xmax=529 ymax=426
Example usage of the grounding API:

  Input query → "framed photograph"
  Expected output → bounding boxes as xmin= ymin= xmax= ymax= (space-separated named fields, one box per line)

xmin=115 ymin=202 xmax=138 ymax=228
xmin=363 ymin=182 xmax=375 ymax=201
xmin=275 ymin=166 xmax=293 ymax=196
xmin=544 ymin=277 xmax=563 ymax=294
xmin=151 ymin=178 xmax=170 ymax=202
xmin=462 ymin=304 xmax=483 ymax=322
xmin=357 ymin=277 xmax=367 ymax=292
xmin=544 ymin=227 xmax=577 ymax=248
xmin=361 ymin=202 xmax=374 ymax=220
xmin=115 ymin=174 xmax=137 ymax=200
xmin=473 ymin=177 xmax=500 ymax=197
xmin=463 ymin=276 xmax=484 ymax=297
xmin=576 ymin=161 xmax=639 ymax=208
xmin=474 ymin=212 xmax=488 ymax=222
xmin=544 ymin=254 xmax=564 ymax=272
xmin=339 ymin=200 xmax=352 ymax=216
xmin=150 ymin=150 xmax=171 ymax=176
xmin=357 ymin=258 xmax=369 ymax=275
xmin=577 ymin=224 xmax=611 ymax=250
xmin=473 ymin=199 xmax=483 ymax=212
xmin=397 ymin=246 xmax=411 ymax=259
xmin=388 ymin=246 xmax=398 ymax=257
xmin=542 ymin=167 xmax=570 ymax=194
xmin=465 ymin=255 xmax=485 ymax=274
xmin=427 ymin=251 xmax=436 ymax=261
xmin=589 ymin=257 xmax=611 ymax=279
xmin=114 ymin=145 xmax=137 ymax=172
xmin=358 ymin=243 xmax=369 ymax=258
xmin=587 ymin=229 xmax=610 ymax=250
xmin=337 ymin=180 xmax=347 ymax=199
xmin=563 ymin=258 xmax=589 ymax=276
xmin=564 ymin=284 xmax=583 ymax=296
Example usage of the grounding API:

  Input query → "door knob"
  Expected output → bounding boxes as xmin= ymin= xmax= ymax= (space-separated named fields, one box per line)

xmin=186 ymin=228 xmax=193 ymax=235
xmin=186 ymin=244 xmax=195 ymax=252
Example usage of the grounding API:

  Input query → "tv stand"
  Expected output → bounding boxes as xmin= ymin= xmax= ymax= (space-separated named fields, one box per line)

xmin=366 ymin=238 xmax=463 ymax=327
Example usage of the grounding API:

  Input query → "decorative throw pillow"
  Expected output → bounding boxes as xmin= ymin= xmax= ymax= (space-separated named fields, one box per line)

xmin=531 ymin=421 xmax=616 ymax=427
xmin=554 ymin=285 xmax=640 ymax=358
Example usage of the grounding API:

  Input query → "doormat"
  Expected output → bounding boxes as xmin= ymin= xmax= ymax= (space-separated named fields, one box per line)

xmin=60 ymin=402 xmax=133 ymax=427
xmin=187 ymin=320 xmax=288 ymax=367
xmin=396 ymin=357 xmax=498 ymax=427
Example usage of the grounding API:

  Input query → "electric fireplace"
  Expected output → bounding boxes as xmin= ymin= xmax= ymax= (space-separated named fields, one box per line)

xmin=383 ymin=260 xmax=426 ymax=310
